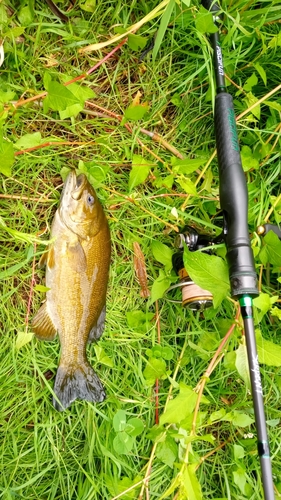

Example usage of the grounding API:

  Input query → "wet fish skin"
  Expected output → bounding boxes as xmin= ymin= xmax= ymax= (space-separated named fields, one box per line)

xmin=32 ymin=171 xmax=111 ymax=411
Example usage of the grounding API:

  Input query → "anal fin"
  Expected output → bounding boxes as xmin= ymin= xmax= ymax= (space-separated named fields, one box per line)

xmin=32 ymin=302 xmax=57 ymax=341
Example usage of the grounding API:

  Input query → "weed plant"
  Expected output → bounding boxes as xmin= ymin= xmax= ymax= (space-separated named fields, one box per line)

xmin=0 ymin=1 xmax=281 ymax=499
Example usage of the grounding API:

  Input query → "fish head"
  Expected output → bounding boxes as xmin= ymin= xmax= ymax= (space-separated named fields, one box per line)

xmin=59 ymin=171 xmax=105 ymax=239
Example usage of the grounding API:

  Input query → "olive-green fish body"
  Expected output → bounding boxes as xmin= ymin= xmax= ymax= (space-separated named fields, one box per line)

xmin=32 ymin=171 xmax=110 ymax=411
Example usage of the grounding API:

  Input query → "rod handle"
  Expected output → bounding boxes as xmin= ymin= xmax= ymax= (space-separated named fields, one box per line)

xmin=215 ymin=93 xmax=258 ymax=298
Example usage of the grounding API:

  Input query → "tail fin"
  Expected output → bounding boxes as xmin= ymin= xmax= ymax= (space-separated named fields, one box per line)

xmin=53 ymin=361 xmax=106 ymax=411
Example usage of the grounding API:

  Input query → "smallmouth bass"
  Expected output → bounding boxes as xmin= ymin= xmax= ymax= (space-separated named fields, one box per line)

xmin=32 ymin=171 xmax=111 ymax=411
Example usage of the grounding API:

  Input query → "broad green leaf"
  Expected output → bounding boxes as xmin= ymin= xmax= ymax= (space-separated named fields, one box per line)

xmin=128 ymin=155 xmax=152 ymax=191
xmin=208 ymin=408 xmax=226 ymax=423
xmin=241 ymin=145 xmax=259 ymax=171
xmin=60 ymin=166 xmax=71 ymax=181
xmin=127 ymin=33 xmax=148 ymax=51
xmin=43 ymin=72 xmax=52 ymax=91
xmin=176 ymin=177 xmax=197 ymax=196
xmin=18 ymin=5 xmax=34 ymax=25
xmin=34 ymin=285 xmax=51 ymax=292
xmin=94 ymin=345 xmax=113 ymax=367
xmin=4 ymin=27 xmax=25 ymax=39
xmin=172 ymin=158 xmax=203 ymax=175
xmin=151 ymin=240 xmax=173 ymax=271
xmin=16 ymin=331 xmax=34 ymax=349
xmin=0 ymin=90 xmax=15 ymax=103
xmin=170 ymin=94 xmax=182 ymax=107
xmin=254 ymin=292 xmax=277 ymax=313
xmin=243 ymin=72 xmax=258 ymax=92
xmin=60 ymin=75 xmax=95 ymax=103
xmin=0 ymin=140 xmax=14 ymax=176
xmin=162 ymin=346 xmax=174 ymax=360
xmin=124 ymin=103 xmax=149 ymax=122
xmin=14 ymin=132 xmax=42 ymax=150
xmin=220 ymin=411 xmax=254 ymax=427
xmin=268 ymin=32 xmax=281 ymax=49
xmin=232 ymin=412 xmax=254 ymax=428
xmin=0 ymin=3 xmax=8 ymax=26
xmin=183 ymin=246 xmax=229 ymax=308
xmin=149 ymin=270 xmax=172 ymax=304
xmin=125 ymin=418 xmax=144 ymax=437
xmin=264 ymin=100 xmax=281 ymax=112
xmin=143 ymin=357 xmax=166 ymax=385
xmin=114 ymin=476 xmax=142 ymax=500
xmin=235 ymin=342 xmax=250 ymax=388
xmin=201 ymin=169 xmax=213 ymax=193
xmin=59 ymin=103 xmax=83 ymax=120
xmin=80 ymin=0 xmax=96 ymax=12
xmin=180 ymin=464 xmax=203 ymax=500
xmin=233 ymin=468 xmax=247 ymax=495
xmin=184 ymin=434 xmax=215 ymax=445
xmin=77 ymin=159 xmax=110 ymax=187
xmin=188 ymin=339 xmax=210 ymax=359
xmin=44 ymin=81 xmax=80 ymax=114
xmin=270 ymin=307 xmax=281 ymax=320
xmin=233 ymin=444 xmax=245 ymax=460
xmin=160 ymin=383 xmax=198 ymax=425
xmin=253 ymin=293 xmax=278 ymax=323
xmin=254 ymin=63 xmax=267 ymax=86
xmin=224 ymin=351 xmax=236 ymax=371
xmin=113 ymin=432 xmax=134 ymax=455
xmin=126 ymin=310 xmax=154 ymax=330
xmin=152 ymin=0 xmax=175 ymax=62
xmin=113 ymin=410 xmax=127 ymax=432
xmin=146 ymin=424 xmax=166 ymax=442
xmin=256 ymin=333 xmax=281 ymax=367
xmin=267 ymin=418 xmax=280 ymax=427
xmin=244 ymin=92 xmax=260 ymax=120
xmin=149 ymin=345 xmax=173 ymax=360
xmin=195 ymin=7 xmax=218 ymax=34
xmin=259 ymin=231 xmax=281 ymax=267
xmin=156 ymin=435 xmax=178 ymax=468
xmin=198 ymin=330 xmax=220 ymax=352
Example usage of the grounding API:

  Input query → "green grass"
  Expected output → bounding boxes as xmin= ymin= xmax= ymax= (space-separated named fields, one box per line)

xmin=1 ymin=0 xmax=281 ymax=499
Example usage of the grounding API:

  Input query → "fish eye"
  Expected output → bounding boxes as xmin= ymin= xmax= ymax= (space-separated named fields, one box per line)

xmin=87 ymin=194 xmax=95 ymax=206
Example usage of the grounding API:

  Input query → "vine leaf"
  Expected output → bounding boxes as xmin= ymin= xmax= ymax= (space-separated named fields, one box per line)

xmin=183 ymin=246 xmax=229 ymax=308
xmin=0 ymin=140 xmax=14 ymax=176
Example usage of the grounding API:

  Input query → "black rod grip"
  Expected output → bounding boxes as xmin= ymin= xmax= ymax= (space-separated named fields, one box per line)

xmin=215 ymin=93 xmax=258 ymax=298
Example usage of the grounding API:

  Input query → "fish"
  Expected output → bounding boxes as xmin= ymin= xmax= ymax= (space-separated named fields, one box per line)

xmin=32 ymin=171 xmax=111 ymax=411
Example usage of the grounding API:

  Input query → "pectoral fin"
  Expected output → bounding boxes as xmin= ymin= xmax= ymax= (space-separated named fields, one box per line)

xmin=38 ymin=247 xmax=55 ymax=270
xmin=32 ymin=302 xmax=57 ymax=341
xmin=88 ymin=306 xmax=106 ymax=342
xmin=67 ymin=241 xmax=87 ymax=273
xmin=38 ymin=251 xmax=48 ymax=269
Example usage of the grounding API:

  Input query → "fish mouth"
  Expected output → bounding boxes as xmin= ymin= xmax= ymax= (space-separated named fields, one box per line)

xmin=60 ymin=171 xmax=87 ymax=206
xmin=72 ymin=173 xmax=87 ymax=200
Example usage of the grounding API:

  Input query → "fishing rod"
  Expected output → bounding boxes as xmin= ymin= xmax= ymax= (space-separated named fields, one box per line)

xmin=198 ymin=1 xmax=275 ymax=497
